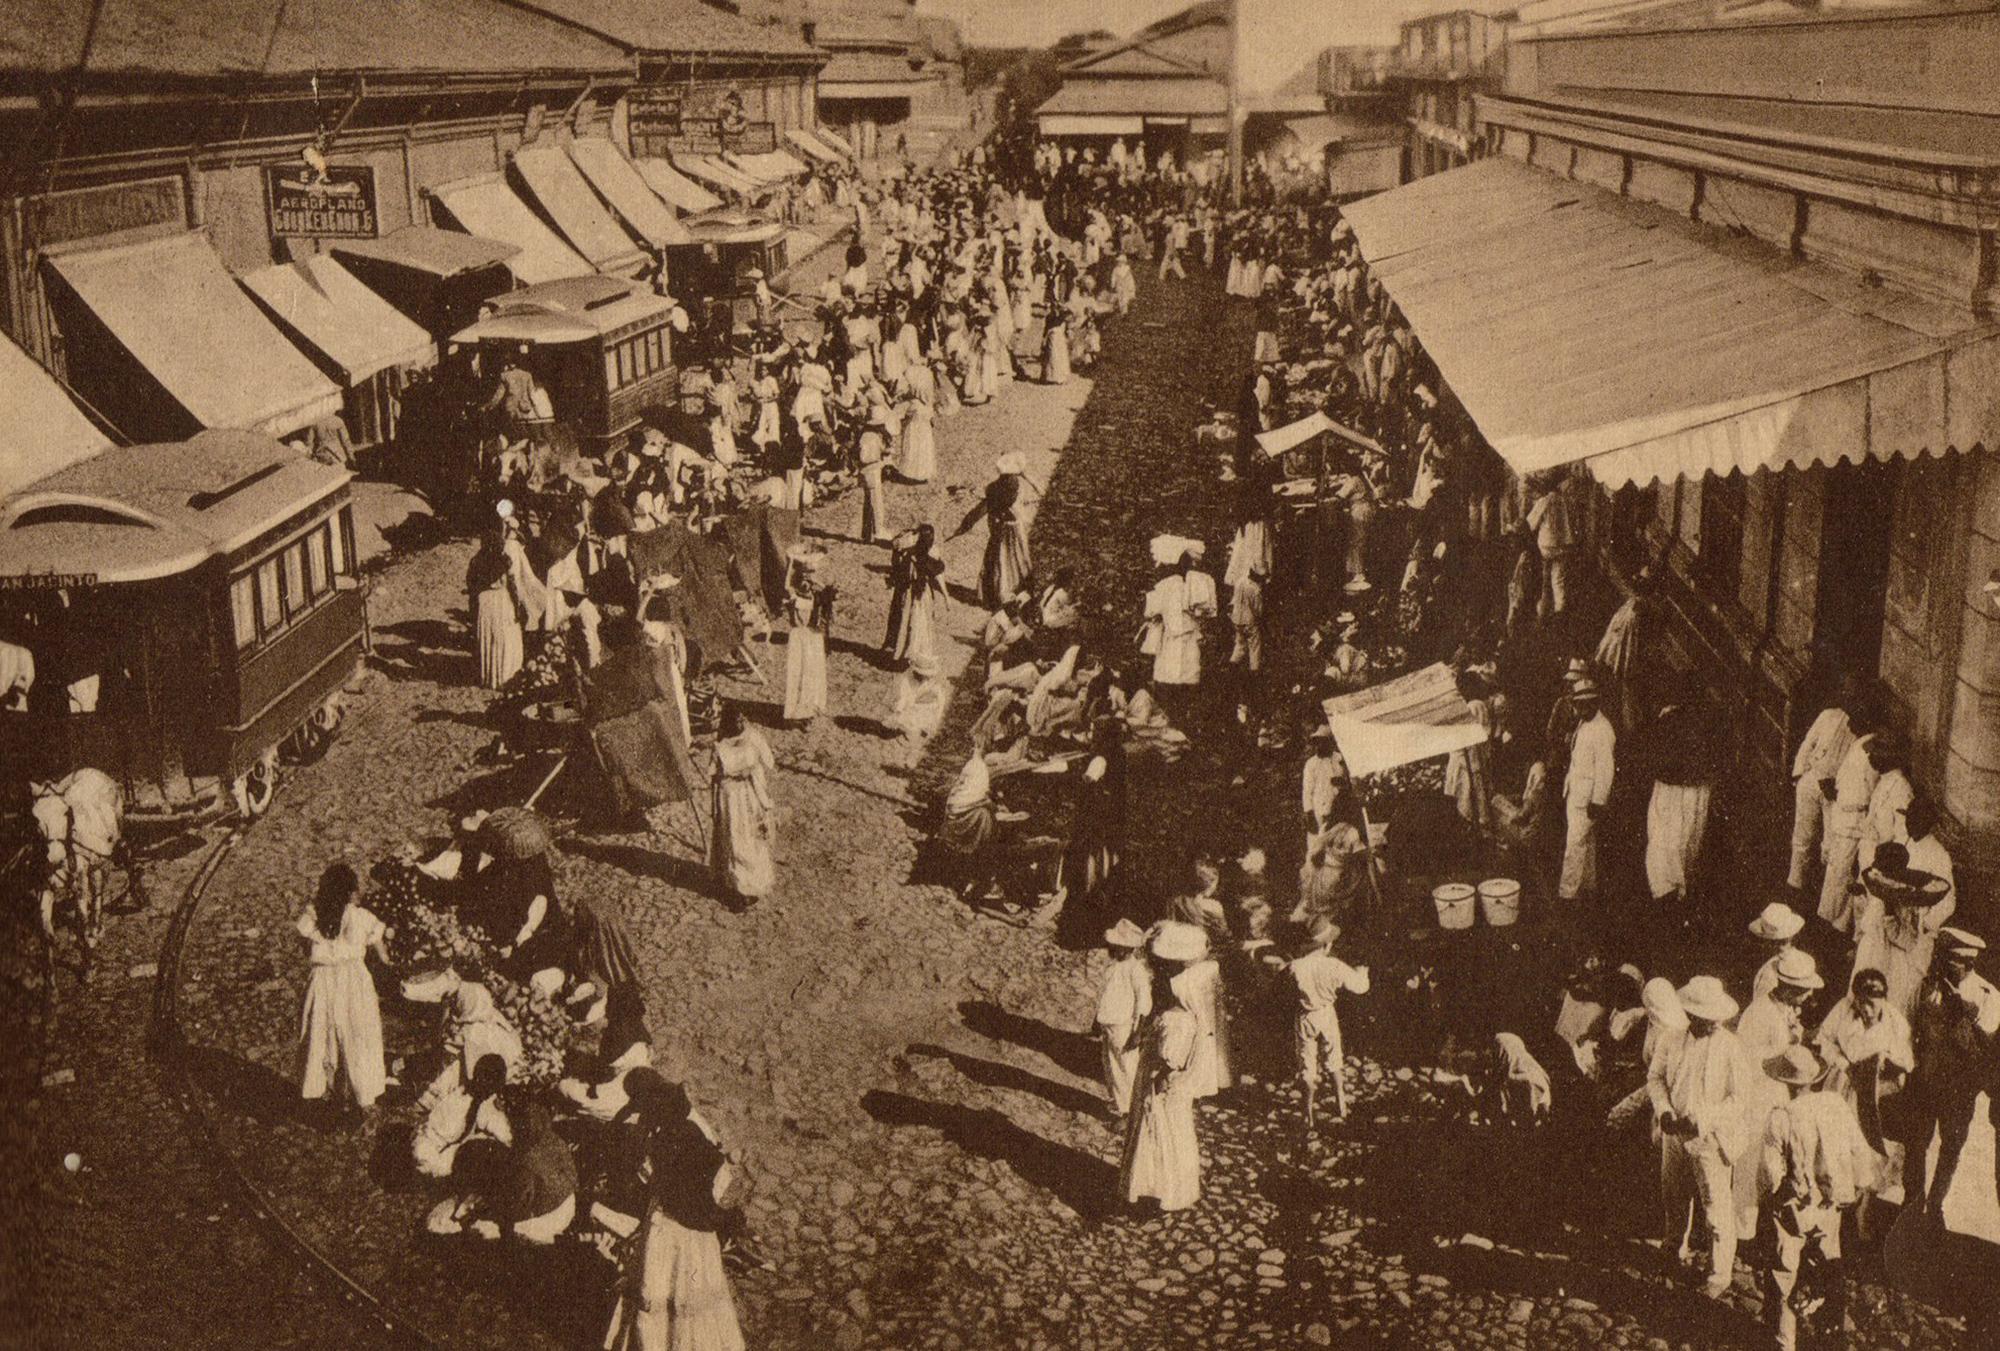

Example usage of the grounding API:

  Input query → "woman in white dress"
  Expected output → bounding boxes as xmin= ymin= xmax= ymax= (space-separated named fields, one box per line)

xmin=749 ymin=359 xmax=781 ymax=452
xmin=467 ymin=528 xmax=525 ymax=690
xmin=1120 ymin=926 xmax=1205 ymax=1212
xmin=708 ymin=707 xmax=776 ymax=903
xmin=894 ymin=361 xmax=938 ymax=483
xmin=781 ymin=554 xmax=829 ymax=723
xmin=600 ymin=1070 xmax=746 ymax=1351
xmin=296 ymin=863 xmax=390 ymax=1111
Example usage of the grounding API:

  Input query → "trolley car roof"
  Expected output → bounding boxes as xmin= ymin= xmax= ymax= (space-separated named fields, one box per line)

xmin=0 ymin=430 xmax=350 ymax=585
xmin=451 ymin=275 xmax=673 ymax=345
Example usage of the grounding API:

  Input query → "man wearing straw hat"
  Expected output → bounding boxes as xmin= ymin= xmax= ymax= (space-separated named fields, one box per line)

xmin=1289 ymin=918 xmax=1370 ymax=1126
xmin=1095 ymin=920 xmax=1152 ymax=1119
xmin=1748 ymin=902 xmax=1808 ymax=1005
xmin=1753 ymin=1044 xmax=1871 ymax=1351
xmin=1558 ymin=677 xmax=1616 ymax=906
xmin=1902 ymin=926 xmax=2000 ymax=1218
xmin=1648 ymin=974 xmax=1751 ymax=1296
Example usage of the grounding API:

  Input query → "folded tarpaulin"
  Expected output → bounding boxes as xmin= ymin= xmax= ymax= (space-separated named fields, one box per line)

xmin=1323 ymin=662 xmax=1488 ymax=778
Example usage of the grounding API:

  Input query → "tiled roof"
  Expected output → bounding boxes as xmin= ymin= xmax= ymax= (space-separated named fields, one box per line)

xmin=514 ymin=0 xmax=822 ymax=59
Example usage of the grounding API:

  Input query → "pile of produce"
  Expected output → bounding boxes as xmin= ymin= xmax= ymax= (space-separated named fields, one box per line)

xmin=367 ymin=858 xmax=587 ymax=1085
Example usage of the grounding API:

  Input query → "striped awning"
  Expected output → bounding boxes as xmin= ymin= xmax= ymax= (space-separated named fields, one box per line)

xmin=1323 ymin=663 xmax=1487 ymax=778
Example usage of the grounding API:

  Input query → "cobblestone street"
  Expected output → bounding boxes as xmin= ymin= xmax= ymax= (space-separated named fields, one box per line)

xmin=16 ymin=264 xmax=1981 ymax=1350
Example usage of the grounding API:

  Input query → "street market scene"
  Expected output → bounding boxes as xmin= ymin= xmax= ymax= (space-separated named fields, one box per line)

xmin=5 ymin=1 xmax=2000 ymax=1348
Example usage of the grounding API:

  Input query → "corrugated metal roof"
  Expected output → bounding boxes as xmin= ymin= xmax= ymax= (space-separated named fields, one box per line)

xmin=1035 ymin=76 xmax=1228 ymax=119
xmin=1341 ymin=156 xmax=2000 ymax=488
xmin=511 ymin=0 xmax=821 ymax=59
xmin=4 ymin=0 xmax=632 ymax=79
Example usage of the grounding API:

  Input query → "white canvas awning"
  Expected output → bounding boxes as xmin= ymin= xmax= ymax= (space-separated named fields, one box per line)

xmin=1341 ymin=155 xmax=2000 ymax=488
xmin=429 ymin=174 xmax=592 ymax=285
xmin=44 ymin=231 xmax=341 ymax=438
xmin=1323 ymin=663 xmax=1488 ymax=778
xmin=566 ymin=138 xmax=695 ymax=249
xmin=239 ymin=255 xmax=436 ymax=385
xmin=0 ymin=331 xmax=109 ymax=499
xmin=1039 ymin=114 xmax=1146 ymax=137
xmin=636 ymin=158 xmax=724 ymax=216
xmin=511 ymin=145 xmax=649 ymax=276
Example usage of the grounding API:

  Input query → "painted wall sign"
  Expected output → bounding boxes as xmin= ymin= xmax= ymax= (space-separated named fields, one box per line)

xmin=265 ymin=163 xmax=379 ymax=239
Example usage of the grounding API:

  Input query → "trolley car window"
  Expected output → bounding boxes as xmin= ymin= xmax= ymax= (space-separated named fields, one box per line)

xmin=330 ymin=508 xmax=349 ymax=575
xmin=256 ymin=559 xmax=283 ymax=637
xmin=605 ymin=349 xmax=619 ymax=390
xmin=306 ymin=528 xmax=330 ymax=597
xmin=281 ymin=544 xmax=307 ymax=617
xmin=645 ymin=330 xmax=663 ymax=371
xmin=618 ymin=341 xmax=635 ymax=386
xmin=230 ymin=575 xmax=257 ymax=650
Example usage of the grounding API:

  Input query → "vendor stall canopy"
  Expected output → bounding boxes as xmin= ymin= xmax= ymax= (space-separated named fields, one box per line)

xmin=566 ymin=138 xmax=695 ymax=249
xmin=637 ymin=158 xmax=724 ymax=216
xmin=512 ymin=144 xmax=651 ymax=277
xmin=1323 ymin=663 xmax=1489 ymax=779
xmin=0 ymin=430 xmax=348 ymax=585
xmin=1340 ymin=156 xmax=2000 ymax=488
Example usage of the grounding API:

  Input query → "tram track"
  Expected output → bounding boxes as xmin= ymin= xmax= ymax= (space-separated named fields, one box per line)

xmin=148 ymin=819 xmax=444 ymax=1350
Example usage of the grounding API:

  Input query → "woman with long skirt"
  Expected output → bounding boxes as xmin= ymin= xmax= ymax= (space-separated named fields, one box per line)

xmin=1057 ymin=718 xmax=1126 ymax=907
xmin=951 ymin=458 xmax=1033 ymax=610
xmin=780 ymin=555 xmax=829 ymax=723
xmin=708 ymin=707 xmax=775 ymax=903
xmin=1041 ymin=302 xmax=1071 ymax=385
xmin=884 ymin=525 xmax=946 ymax=665
xmin=894 ymin=362 xmax=938 ymax=483
xmin=600 ymin=1070 xmax=746 ymax=1351
xmin=1120 ymin=930 xmax=1204 ymax=1213
xmin=467 ymin=527 xmax=525 ymax=690
xmin=296 ymin=863 xmax=390 ymax=1112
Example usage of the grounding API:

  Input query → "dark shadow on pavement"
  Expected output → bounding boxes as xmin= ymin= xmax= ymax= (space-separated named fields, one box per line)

xmin=956 ymin=999 xmax=1101 ymax=1081
xmin=860 ymin=1088 xmax=1117 ymax=1221
xmin=561 ymin=836 xmax=719 ymax=899
xmin=905 ymin=1042 xmax=1104 ymax=1117
xmin=181 ymin=1043 xmax=308 ymax=1129
xmin=827 ymin=634 xmax=896 ymax=671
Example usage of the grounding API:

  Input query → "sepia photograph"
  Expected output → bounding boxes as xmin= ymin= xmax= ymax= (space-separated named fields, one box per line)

xmin=2 ymin=0 xmax=1997 ymax=1345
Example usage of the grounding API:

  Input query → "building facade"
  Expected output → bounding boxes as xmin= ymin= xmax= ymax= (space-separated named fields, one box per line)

xmin=1387 ymin=7 xmax=1509 ymax=181
xmin=739 ymin=0 xmax=969 ymax=160
xmin=0 ymin=0 xmax=633 ymax=446
xmin=1445 ymin=2 xmax=2000 ymax=870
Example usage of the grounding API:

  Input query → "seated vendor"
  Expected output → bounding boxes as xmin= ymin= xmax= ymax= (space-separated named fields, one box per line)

xmin=415 ymin=1051 xmax=513 ymax=1179
xmin=425 ymin=1099 xmax=576 ymax=1245
xmin=936 ymin=728 xmax=1061 ymax=909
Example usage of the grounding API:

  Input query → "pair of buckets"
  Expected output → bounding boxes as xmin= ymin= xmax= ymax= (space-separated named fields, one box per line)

xmin=1433 ymin=878 xmax=1521 ymax=929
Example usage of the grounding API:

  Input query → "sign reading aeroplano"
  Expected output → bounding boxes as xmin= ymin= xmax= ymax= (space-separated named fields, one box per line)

xmin=265 ymin=163 xmax=380 ymax=239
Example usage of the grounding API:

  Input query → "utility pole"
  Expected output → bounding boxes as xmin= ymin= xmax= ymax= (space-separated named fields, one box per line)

xmin=1227 ymin=0 xmax=1245 ymax=204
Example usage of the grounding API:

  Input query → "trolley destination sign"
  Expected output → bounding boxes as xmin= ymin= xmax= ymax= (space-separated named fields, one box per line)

xmin=264 ymin=163 xmax=380 ymax=239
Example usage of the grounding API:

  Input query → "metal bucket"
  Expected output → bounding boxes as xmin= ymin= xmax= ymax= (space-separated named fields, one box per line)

xmin=1433 ymin=881 xmax=1477 ymax=930
xmin=1478 ymin=878 xmax=1522 ymax=927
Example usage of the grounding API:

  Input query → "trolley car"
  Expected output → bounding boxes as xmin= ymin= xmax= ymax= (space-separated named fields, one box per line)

xmin=449 ymin=275 xmax=680 ymax=455
xmin=664 ymin=211 xmax=792 ymax=341
xmin=0 ymin=430 xmax=368 ymax=823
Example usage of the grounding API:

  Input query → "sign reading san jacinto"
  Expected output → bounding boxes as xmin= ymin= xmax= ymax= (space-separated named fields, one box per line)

xmin=264 ymin=163 xmax=379 ymax=239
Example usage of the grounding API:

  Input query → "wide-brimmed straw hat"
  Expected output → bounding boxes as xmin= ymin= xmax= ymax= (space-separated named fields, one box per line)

xmin=1104 ymin=919 xmax=1146 ymax=949
xmin=1764 ymin=1044 xmax=1824 ymax=1087
xmin=995 ymin=452 xmax=1026 ymax=476
xmin=1676 ymin=975 xmax=1738 ymax=1023
xmin=1770 ymin=948 xmax=1825 ymax=992
xmin=1748 ymin=903 xmax=1805 ymax=942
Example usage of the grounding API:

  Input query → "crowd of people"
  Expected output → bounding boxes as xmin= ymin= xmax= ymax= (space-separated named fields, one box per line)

xmin=281 ymin=130 xmax=1997 ymax=1349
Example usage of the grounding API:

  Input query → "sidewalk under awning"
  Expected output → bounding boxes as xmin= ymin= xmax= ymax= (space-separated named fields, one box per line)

xmin=1341 ymin=156 xmax=2000 ymax=488
xmin=1 ymin=331 xmax=109 ymax=499
xmin=430 ymin=174 xmax=593 ymax=285
xmin=239 ymin=255 xmax=436 ymax=386
xmin=636 ymin=158 xmax=724 ymax=216
xmin=44 ymin=231 xmax=341 ymax=439
xmin=567 ymin=139 xmax=693 ymax=250
xmin=512 ymin=145 xmax=649 ymax=277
